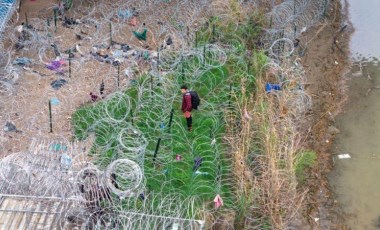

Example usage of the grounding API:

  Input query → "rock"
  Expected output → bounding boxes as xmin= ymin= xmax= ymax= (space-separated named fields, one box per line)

xmin=327 ymin=126 xmax=340 ymax=135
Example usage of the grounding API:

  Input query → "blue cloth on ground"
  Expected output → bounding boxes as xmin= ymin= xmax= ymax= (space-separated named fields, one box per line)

xmin=265 ymin=83 xmax=281 ymax=93
xmin=13 ymin=57 xmax=31 ymax=66
xmin=118 ymin=9 xmax=133 ymax=19
xmin=51 ymin=97 xmax=60 ymax=105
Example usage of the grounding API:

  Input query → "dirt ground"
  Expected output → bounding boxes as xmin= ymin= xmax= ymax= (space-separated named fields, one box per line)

xmin=0 ymin=0 xmax=161 ymax=156
xmin=297 ymin=0 xmax=352 ymax=229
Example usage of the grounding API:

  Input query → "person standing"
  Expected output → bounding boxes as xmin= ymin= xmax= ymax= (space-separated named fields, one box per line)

xmin=181 ymin=85 xmax=192 ymax=132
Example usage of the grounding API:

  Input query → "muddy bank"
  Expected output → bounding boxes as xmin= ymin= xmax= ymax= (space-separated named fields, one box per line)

xmin=298 ymin=0 xmax=351 ymax=228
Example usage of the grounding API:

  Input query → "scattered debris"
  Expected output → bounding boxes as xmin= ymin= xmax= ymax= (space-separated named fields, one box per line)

xmin=63 ymin=17 xmax=79 ymax=27
xmin=243 ymin=108 xmax=252 ymax=120
xmin=13 ymin=57 xmax=32 ymax=66
xmin=194 ymin=170 xmax=209 ymax=175
xmin=213 ymin=194 xmax=224 ymax=209
xmin=133 ymin=29 xmax=147 ymax=41
xmin=337 ymin=154 xmax=351 ymax=159
xmin=265 ymin=83 xmax=281 ymax=93
xmin=193 ymin=157 xmax=203 ymax=171
xmin=4 ymin=122 xmax=17 ymax=132
xmin=90 ymin=92 xmax=99 ymax=102
xmin=50 ymin=143 xmax=68 ymax=152
xmin=211 ymin=138 xmax=216 ymax=146
xmin=129 ymin=17 xmax=137 ymax=26
xmin=46 ymin=60 xmax=65 ymax=71
xmin=175 ymin=154 xmax=182 ymax=161
xmin=100 ymin=81 xmax=105 ymax=95
xmin=51 ymin=44 xmax=61 ymax=57
xmin=118 ymin=9 xmax=133 ymax=19
xmin=166 ymin=37 xmax=173 ymax=46
xmin=50 ymin=97 xmax=60 ymax=105
xmin=60 ymin=154 xmax=72 ymax=168
xmin=51 ymin=79 xmax=68 ymax=90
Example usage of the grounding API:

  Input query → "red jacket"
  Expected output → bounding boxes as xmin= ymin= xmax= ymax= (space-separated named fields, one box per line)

xmin=182 ymin=92 xmax=192 ymax=112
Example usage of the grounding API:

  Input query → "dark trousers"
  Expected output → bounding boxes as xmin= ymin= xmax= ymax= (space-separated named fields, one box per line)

xmin=186 ymin=116 xmax=192 ymax=128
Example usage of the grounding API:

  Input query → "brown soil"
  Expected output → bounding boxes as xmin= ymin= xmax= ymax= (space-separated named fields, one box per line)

xmin=298 ymin=0 xmax=352 ymax=229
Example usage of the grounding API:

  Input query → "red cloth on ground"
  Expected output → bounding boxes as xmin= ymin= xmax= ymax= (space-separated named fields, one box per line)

xmin=129 ymin=17 xmax=137 ymax=26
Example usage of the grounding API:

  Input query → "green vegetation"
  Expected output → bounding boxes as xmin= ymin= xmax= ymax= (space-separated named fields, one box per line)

xmin=72 ymin=12 xmax=267 ymax=225
xmin=294 ymin=150 xmax=317 ymax=183
xmin=72 ymin=54 xmax=247 ymax=211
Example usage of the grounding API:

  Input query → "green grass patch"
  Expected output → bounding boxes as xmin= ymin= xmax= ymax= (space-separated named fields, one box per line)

xmin=295 ymin=150 xmax=317 ymax=183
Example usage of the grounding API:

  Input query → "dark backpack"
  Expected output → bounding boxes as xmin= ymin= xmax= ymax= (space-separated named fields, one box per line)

xmin=189 ymin=91 xmax=200 ymax=110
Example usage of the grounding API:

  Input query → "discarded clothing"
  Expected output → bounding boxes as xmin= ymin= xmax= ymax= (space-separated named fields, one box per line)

xmin=60 ymin=154 xmax=72 ymax=168
xmin=265 ymin=83 xmax=281 ymax=93
xmin=4 ymin=122 xmax=17 ymax=132
xmin=46 ymin=60 xmax=65 ymax=71
xmin=13 ymin=57 xmax=31 ymax=66
xmin=193 ymin=157 xmax=203 ymax=171
xmin=213 ymin=194 xmax=224 ymax=209
xmin=129 ymin=17 xmax=137 ymax=27
xmin=50 ymin=97 xmax=60 ymax=105
xmin=90 ymin=92 xmax=99 ymax=102
xmin=118 ymin=9 xmax=133 ymax=19
xmin=111 ymin=41 xmax=130 ymax=52
xmin=51 ymin=44 xmax=61 ymax=57
xmin=50 ymin=143 xmax=68 ymax=152
xmin=166 ymin=37 xmax=173 ymax=46
xmin=51 ymin=79 xmax=67 ymax=90
xmin=133 ymin=29 xmax=147 ymax=41
xmin=63 ymin=17 xmax=78 ymax=26
xmin=112 ymin=50 xmax=123 ymax=58
xmin=143 ymin=51 xmax=149 ymax=60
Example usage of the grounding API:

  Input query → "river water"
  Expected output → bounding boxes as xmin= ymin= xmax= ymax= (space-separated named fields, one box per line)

xmin=328 ymin=0 xmax=380 ymax=229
